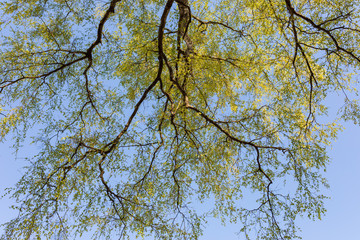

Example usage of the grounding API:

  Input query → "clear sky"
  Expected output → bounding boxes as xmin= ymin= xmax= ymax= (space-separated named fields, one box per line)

xmin=200 ymin=117 xmax=360 ymax=240
xmin=1 ymin=2 xmax=359 ymax=240
xmin=1 ymin=97 xmax=360 ymax=239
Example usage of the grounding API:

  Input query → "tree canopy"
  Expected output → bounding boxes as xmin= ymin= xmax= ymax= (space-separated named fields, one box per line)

xmin=1 ymin=0 xmax=360 ymax=239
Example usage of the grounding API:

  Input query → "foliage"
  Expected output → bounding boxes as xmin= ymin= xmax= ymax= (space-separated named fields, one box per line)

xmin=0 ymin=0 xmax=359 ymax=239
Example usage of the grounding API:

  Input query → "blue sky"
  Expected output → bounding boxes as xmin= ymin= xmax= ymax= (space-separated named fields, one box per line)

xmin=200 ymin=117 xmax=360 ymax=240
xmin=1 ymin=97 xmax=360 ymax=239
xmin=299 ymin=119 xmax=360 ymax=240
xmin=1 ymin=2 xmax=359 ymax=239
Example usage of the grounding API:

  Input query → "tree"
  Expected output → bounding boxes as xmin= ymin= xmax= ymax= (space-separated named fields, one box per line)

xmin=0 ymin=0 xmax=359 ymax=239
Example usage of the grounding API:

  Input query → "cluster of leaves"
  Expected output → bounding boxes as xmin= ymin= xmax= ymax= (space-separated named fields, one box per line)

xmin=1 ymin=0 xmax=359 ymax=239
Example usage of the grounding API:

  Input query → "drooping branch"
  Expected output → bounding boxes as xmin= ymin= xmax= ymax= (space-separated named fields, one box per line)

xmin=284 ymin=0 xmax=360 ymax=63
xmin=192 ymin=15 xmax=245 ymax=36
xmin=100 ymin=0 xmax=175 ymax=157
xmin=93 ymin=0 xmax=176 ymax=222
xmin=85 ymin=0 xmax=122 ymax=60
